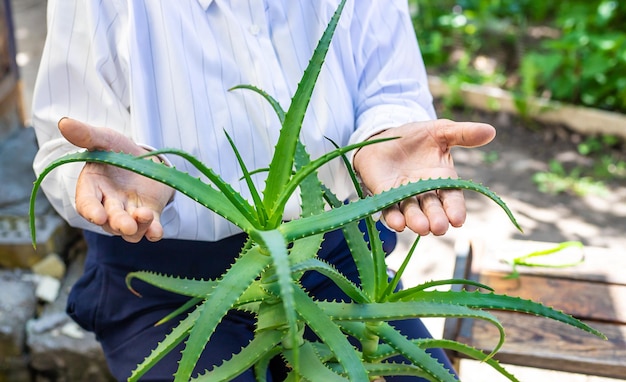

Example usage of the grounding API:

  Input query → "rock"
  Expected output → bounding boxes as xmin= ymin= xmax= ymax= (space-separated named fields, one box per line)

xmin=0 ymin=126 xmax=80 ymax=269
xmin=34 ymin=275 xmax=61 ymax=303
xmin=0 ymin=270 xmax=37 ymax=381
xmin=31 ymin=253 xmax=66 ymax=280
xmin=26 ymin=244 xmax=114 ymax=381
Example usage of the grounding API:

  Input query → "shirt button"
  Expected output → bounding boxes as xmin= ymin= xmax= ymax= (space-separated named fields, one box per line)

xmin=249 ymin=24 xmax=261 ymax=36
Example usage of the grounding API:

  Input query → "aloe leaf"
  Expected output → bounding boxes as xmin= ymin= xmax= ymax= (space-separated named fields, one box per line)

xmin=253 ymin=230 xmax=300 ymax=370
xmin=191 ymin=329 xmax=285 ymax=382
xmin=287 ymin=140 xmax=326 ymax=266
xmin=415 ymin=339 xmax=520 ymax=382
xmin=282 ymin=341 xmax=349 ymax=381
xmin=362 ymin=215 xmax=389 ymax=300
xmin=293 ymin=287 xmax=369 ymax=381
xmin=252 ymin=347 xmax=283 ymax=382
xmin=358 ymin=363 xmax=432 ymax=380
xmin=390 ymin=279 xmax=494 ymax=301
xmin=398 ymin=289 xmax=606 ymax=339
xmin=263 ymin=0 xmax=347 ymax=214
xmin=125 ymin=271 xmax=269 ymax=307
xmin=155 ymin=297 xmax=202 ymax=327
xmin=129 ymin=306 xmax=201 ymax=381
xmin=294 ymin=140 xmax=325 ymax=216
xmin=230 ymin=84 xmax=286 ymax=124
xmin=281 ymin=178 xmax=521 ymax=241
xmin=125 ymin=271 xmax=216 ymax=298
xmin=325 ymin=137 xmax=366 ymax=199
xmin=373 ymin=323 xmax=458 ymax=382
xmin=325 ymin=300 xmax=506 ymax=358
xmin=383 ymin=235 xmax=421 ymax=299
xmin=223 ymin=130 xmax=268 ymax=225
xmin=267 ymin=137 xmax=394 ymax=225
xmin=324 ymin=137 xmax=390 ymax=300
xmin=290 ymin=258 xmax=367 ymax=303
xmin=321 ymin=184 xmax=376 ymax=300
xmin=138 ymin=147 xmax=258 ymax=224
xmin=29 ymin=151 xmax=255 ymax=246
xmin=174 ymin=246 xmax=271 ymax=382
xmin=321 ymin=300 xmax=501 ymax=326
xmin=363 ymin=338 xmax=518 ymax=381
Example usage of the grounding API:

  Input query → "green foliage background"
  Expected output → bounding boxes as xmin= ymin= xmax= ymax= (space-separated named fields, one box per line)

xmin=411 ymin=0 xmax=626 ymax=113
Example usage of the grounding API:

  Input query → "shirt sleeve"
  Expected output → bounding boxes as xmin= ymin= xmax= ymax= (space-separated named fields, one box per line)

xmin=31 ymin=0 xmax=131 ymax=234
xmin=348 ymin=0 xmax=436 ymax=148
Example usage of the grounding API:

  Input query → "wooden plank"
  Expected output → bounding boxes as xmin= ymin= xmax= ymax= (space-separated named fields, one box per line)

xmin=456 ymin=312 xmax=626 ymax=379
xmin=477 ymin=273 xmax=626 ymax=324
xmin=472 ymin=239 xmax=626 ymax=285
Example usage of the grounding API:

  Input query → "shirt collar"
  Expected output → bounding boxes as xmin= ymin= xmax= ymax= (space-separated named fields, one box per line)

xmin=197 ymin=0 xmax=214 ymax=11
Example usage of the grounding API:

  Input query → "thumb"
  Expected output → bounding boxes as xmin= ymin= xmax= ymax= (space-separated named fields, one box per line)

xmin=439 ymin=121 xmax=496 ymax=148
xmin=58 ymin=117 xmax=143 ymax=155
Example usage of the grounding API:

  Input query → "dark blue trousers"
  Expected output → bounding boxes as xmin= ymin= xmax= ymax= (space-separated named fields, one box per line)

xmin=68 ymin=226 xmax=456 ymax=381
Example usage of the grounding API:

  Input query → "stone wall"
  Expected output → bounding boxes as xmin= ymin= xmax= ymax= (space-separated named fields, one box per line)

xmin=0 ymin=126 xmax=114 ymax=381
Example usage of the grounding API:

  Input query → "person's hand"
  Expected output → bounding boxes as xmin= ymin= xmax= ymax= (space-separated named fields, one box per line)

xmin=353 ymin=119 xmax=496 ymax=236
xmin=58 ymin=118 xmax=174 ymax=243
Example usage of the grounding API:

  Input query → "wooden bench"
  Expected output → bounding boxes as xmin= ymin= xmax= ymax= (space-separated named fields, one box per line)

xmin=443 ymin=239 xmax=626 ymax=379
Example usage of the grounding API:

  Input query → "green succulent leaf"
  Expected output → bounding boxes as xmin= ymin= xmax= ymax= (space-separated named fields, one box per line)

xmin=125 ymin=271 xmax=216 ymax=298
xmin=230 ymin=84 xmax=286 ymax=124
xmin=281 ymin=178 xmax=522 ymax=241
xmin=129 ymin=306 xmax=202 ymax=381
xmin=282 ymin=341 xmax=349 ymax=381
xmin=290 ymin=258 xmax=367 ymax=303
xmin=154 ymin=297 xmax=202 ymax=327
xmin=320 ymin=184 xmax=376 ymax=299
xmin=192 ymin=329 xmax=285 ymax=382
xmin=293 ymin=287 xmax=370 ymax=381
xmin=286 ymin=140 xmax=327 ymax=266
xmin=174 ymin=245 xmax=271 ymax=382
xmin=253 ymin=230 xmax=300 ymax=370
xmin=262 ymin=0 xmax=347 ymax=214
xmin=267 ymin=137 xmax=394 ymax=226
xmin=29 ymin=150 xmax=256 ymax=246
xmin=373 ymin=323 xmax=458 ymax=382
xmin=397 ymin=290 xmax=606 ymax=339
xmin=223 ymin=130 xmax=268 ymax=225
xmin=138 ymin=147 xmax=258 ymax=224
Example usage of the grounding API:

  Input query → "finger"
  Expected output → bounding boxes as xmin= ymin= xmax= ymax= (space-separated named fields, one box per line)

xmin=438 ymin=120 xmax=496 ymax=148
xmin=58 ymin=117 xmax=143 ymax=155
xmin=420 ymin=192 xmax=450 ymax=235
xmin=143 ymin=210 xmax=165 ymax=242
xmin=103 ymin=197 xmax=139 ymax=237
xmin=75 ymin=176 xmax=108 ymax=226
xmin=439 ymin=189 xmax=466 ymax=228
xmin=381 ymin=204 xmax=405 ymax=233
xmin=409 ymin=192 xmax=450 ymax=236
xmin=114 ymin=208 xmax=152 ymax=243
xmin=399 ymin=197 xmax=431 ymax=236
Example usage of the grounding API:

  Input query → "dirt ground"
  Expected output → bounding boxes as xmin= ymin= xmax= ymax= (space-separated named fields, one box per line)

xmin=452 ymin=106 xmax=626 ymax=250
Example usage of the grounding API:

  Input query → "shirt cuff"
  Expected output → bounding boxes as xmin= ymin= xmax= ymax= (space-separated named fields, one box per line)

xmin=136 ymin=143 xmax=173 ymax=167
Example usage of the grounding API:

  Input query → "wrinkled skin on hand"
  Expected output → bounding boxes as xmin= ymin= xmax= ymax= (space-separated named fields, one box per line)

xmin=59 ymin=118 xmax=174 ymax=243
xmin=353 ymin=119 xmax=496 ymax=236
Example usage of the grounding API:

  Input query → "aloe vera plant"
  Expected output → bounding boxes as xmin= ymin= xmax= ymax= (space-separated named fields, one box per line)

xmin=30 ymin=1 xmax=605 ymax=381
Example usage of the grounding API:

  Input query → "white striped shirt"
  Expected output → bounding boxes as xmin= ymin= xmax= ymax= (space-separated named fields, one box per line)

xmin=32 ymin=0 xmax=436 ymax=241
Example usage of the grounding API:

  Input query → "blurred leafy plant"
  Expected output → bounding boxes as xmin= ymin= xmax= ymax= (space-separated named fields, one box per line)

xmin=411 ymin=0 xmax=626 ymax=113
xmin=533 ymin=159 xmax=609 ymax=196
